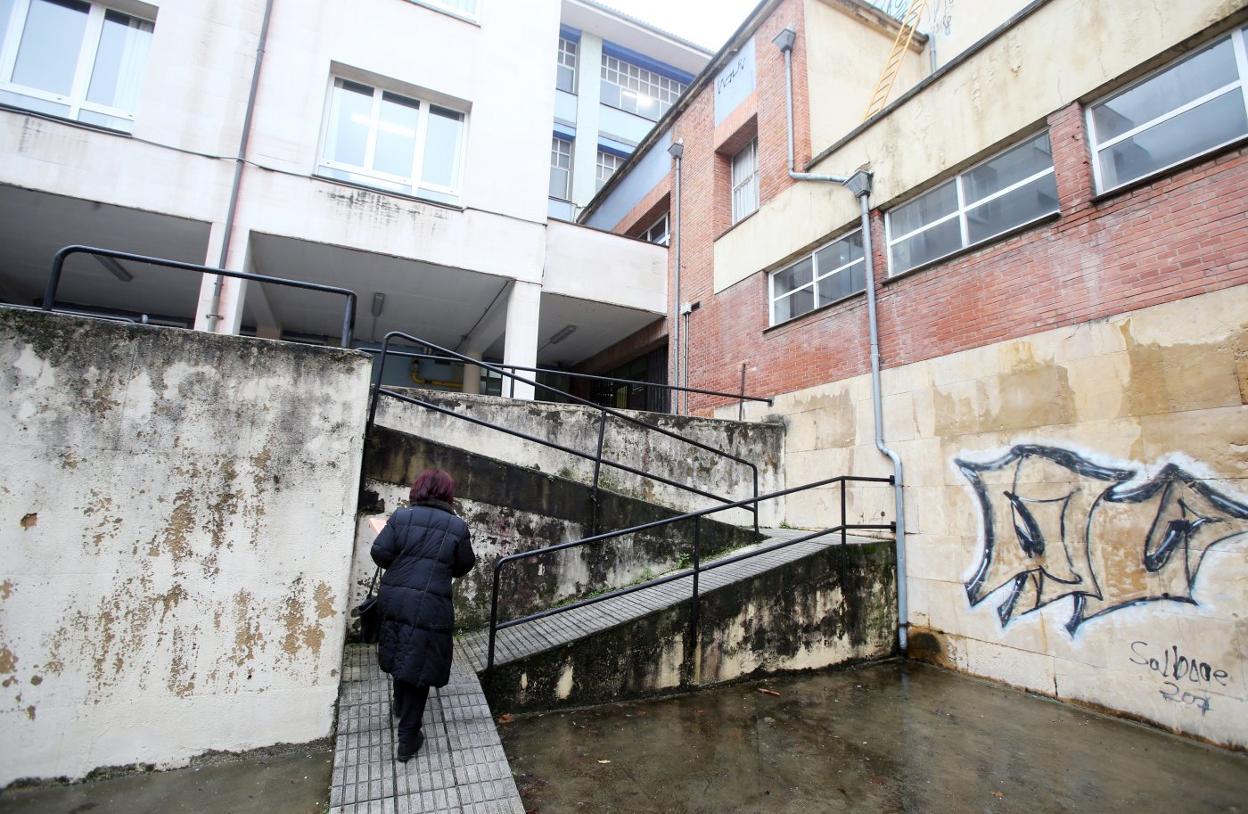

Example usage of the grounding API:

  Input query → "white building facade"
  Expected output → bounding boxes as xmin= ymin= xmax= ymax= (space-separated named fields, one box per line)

xmin=0 ymin=0 xmax=691 ymax=398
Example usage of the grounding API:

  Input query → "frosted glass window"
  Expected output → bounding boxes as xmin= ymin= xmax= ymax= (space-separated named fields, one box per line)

xmin=0 ymin=0 xmax=150 ymax=130
xmin=556 ymin=37 xmax=577 ymax=93
xmin=1088 ymin=30 xmax=1248 ymax=192
xmin=600 ymin=53 xmax=685 ymax=121
xmin=421 ymin=106 xmax=464 ymax=189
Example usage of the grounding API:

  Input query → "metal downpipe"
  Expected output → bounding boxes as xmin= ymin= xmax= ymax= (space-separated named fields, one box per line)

xmin=857 ymin=191 xmax=908 ymax=654
xmin=668 ymin=141 xmax=685 ymax=414
xmin=207 ymin=0 xmax=275 ymax=332
xmin=774 ymin=26 xmax=907 ymax=653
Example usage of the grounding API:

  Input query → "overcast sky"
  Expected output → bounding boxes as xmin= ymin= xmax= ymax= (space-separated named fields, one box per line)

xmin=595 ymin=0 xmax=763 ymax=52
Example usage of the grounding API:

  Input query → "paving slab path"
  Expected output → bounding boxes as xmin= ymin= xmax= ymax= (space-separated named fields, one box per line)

xmin=331 ymin=529 xmax=880 ymax=813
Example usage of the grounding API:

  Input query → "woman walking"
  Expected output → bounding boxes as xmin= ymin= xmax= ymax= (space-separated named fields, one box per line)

xmin=371 ymin=468 xmax=476 ymax=761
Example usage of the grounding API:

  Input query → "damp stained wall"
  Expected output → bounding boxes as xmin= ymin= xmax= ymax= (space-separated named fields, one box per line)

xmin=0 ymin=310 xmax=372 ymax=786
xmin=374 ymin=390 xmax=785 ymax=527
xmin=716 ymin=284 xmax=1248 ymax=749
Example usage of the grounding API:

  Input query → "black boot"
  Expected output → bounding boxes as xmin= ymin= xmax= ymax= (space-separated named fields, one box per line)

xmin=396 ymin=730 xmax=424 ymax=763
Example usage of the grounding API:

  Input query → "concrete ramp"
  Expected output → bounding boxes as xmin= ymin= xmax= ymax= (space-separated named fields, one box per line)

xmin=470 ymin=530 xmax=897 ymax=712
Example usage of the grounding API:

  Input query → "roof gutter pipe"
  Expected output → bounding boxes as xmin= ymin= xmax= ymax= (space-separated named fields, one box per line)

xmin=774 ymin=26 xmax=907 ymax=653
xmin=206 ymin=0 xmax=275 ymax=332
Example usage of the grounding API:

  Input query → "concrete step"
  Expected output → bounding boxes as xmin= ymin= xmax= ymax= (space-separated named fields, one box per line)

xmin=356 ymin=423 xmax=763 ymax=633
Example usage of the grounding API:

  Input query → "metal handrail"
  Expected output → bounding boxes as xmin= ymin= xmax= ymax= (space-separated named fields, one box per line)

xmin=368 ymin=330 xmax=762 ymax=531
xmin=1 ymin=302 xmax=139 ymax=324
xmin=485 ymin=473 xmax=895 ymax=671
xmin=44 ymin=245 xmax=358 ymax=348
xmin=357 ymin=346 xmax=774 ymax=407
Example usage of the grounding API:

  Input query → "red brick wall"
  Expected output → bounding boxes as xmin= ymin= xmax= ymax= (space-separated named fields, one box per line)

xmin=679 ymin=102 xmax=1248 ymax=414
xmin=607 ymin=1 xmax=1248 ymax=416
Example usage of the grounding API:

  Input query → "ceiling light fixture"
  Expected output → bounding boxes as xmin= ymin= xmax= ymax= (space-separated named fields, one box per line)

xmin=548 ymin=324 xmax=578 ymax=344
xmin=95 ymin=255 xmax=132 ymax=282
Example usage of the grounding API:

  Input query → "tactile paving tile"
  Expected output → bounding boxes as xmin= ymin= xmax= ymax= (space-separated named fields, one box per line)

xmin=330 ymin=644 xmax=524 ymax=814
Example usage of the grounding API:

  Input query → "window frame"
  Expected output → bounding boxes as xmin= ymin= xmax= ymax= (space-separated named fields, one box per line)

xmin=315 ymin=75 xmax=468 ymax=204
xmin=641 ymin=212 xmax=668 ymax=246
xmin=549 ymin=134 xmax=573 ymax=201
xmin=596 ymin=148 xmax=624 ymax=192
xmin=0 ymin=0 xmax=154 ymax=131
xmin=556 ymin=36 xmax=577 ymax=94
xmin=884 ymin=130 xmax=1060 ymax=278
xmin=599 ymin=52 xmax=686 ymax=121
xmin=730 ymin=138 xmax=759 ymax=225
xmin=1085 ymin=26 xmax=1248 ymax=195
xmin=768 ymin=228 xmax=865 ymax=327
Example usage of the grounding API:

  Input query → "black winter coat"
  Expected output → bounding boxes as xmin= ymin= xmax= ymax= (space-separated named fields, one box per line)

xmin=370 ymin=500 xmax=476 ymax=687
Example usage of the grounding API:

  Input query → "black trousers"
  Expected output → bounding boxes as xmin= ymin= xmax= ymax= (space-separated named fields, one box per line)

xmin=392 ymin=679 xmax=430 ymax=749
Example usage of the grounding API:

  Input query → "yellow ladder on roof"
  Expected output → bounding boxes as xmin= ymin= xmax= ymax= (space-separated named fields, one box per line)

xmin=862 ymin=0 xmax=929 ymax=121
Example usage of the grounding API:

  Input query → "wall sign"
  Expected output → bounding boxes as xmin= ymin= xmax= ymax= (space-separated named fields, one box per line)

xmin=714 ymin=37 xmax=756 ymax=126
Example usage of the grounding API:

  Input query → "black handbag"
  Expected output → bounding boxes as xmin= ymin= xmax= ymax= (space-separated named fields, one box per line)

xmin=354 ymin=566 xmax=382 ymax=644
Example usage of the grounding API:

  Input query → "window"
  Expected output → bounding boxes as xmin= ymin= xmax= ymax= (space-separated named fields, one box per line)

xmin=886 ymin=131 xmax=1059 ymax=276
xmin=1087 ymin=29 xmax=1248 ymax=193
xmin=769 ymin=229 xmax=865 ymax=325
xmin=556 ymin=37 xmax=577 ymax=93
xmin=600 ymin=53 xmax=685 ymax=121
xmin=550 ymin=135 xmax=572 ymax=200
xmin=318 ymin=77 xmax=466 ymax=204
xmin=596 ymin=149 xmax=623 ymax=191
xmin=642 ymin=213 xmax=668 ymax=245
xmin=0 ymin=0 xmax=153 ymax=131
xmin=731 ymin=139 xmax=759 ymax=224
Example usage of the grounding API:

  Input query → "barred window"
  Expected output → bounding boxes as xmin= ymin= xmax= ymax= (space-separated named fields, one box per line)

xmin=556 ymin=37 xmax=577 ymax=93
xmin=596 ymin=150 xmax=624 ymax=191
xmin=599 ymin=54 xmax=685 ymax=121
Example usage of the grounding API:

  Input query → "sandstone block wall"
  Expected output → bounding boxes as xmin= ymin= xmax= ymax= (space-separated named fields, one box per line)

xmin=719 ymin=285 xmax=1248 ymax=749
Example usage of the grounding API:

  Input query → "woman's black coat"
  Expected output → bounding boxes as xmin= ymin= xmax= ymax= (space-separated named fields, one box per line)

xmin=370 ymin=500 xmax=476 ymax=687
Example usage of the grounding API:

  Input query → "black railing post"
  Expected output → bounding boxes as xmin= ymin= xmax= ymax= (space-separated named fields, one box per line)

xmin=43 ymin=248 xmax=71 ymax=311
xmin=365 ymin=333 xmax=391 ymax=434
xmin=690 ymin=515 xmax=701 ymax=677
xmin=750 ymin=465 xmax=760 ymax=534
xmin=590 ymin=410 xmax=607 ymax=533
xmin=841 ymin=478 xmax=847 ymax=546
xmin=738 ymin=362 xmax=746 ymax=421
xmin=341 ymin=292 xmax=357 ymax=348
xmin=487 ymin=560 xmax=503 ymax=673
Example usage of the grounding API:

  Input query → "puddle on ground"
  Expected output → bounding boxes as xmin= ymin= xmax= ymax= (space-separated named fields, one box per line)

xmin=0 ymin=747 xmax=332 ymax=814
xmin=500 ymin=660 xmax=1248 ymax=813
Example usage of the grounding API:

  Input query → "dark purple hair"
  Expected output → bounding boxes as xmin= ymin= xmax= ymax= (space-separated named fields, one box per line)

xmin=410 ymin=468 xmax=455 ymax=504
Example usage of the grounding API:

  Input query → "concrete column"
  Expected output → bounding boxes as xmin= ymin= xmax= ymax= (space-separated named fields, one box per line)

xmin=193 ymin=221 xmax=248 ymax=334
xmin=502 ymin=281 xmax=541 ymax=400
xmin=461 ymin=350 xmax=482 ymax=395
xmin=570 ymin=33 xmax=603 ymax=210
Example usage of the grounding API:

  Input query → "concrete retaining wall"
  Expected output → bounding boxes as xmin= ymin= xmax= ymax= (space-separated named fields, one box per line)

xmin=0 ymin=310 xmax=371 ymax=786
xmin=484 ymin=541 xmax=897 ymax=711
xmin=374 ymin=390 xmax=785 ymax=527
xmin=354 ymin=426 xmax=761 ymax=631
xmin=718 ymin=285 xmax=1248 ymax=750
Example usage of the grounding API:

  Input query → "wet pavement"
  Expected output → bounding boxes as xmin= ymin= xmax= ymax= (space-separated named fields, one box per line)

xmin=0 ymin=746 xmax=332 ymax=813
xmin=500 ymin=660 xmax=1248 ymax=813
